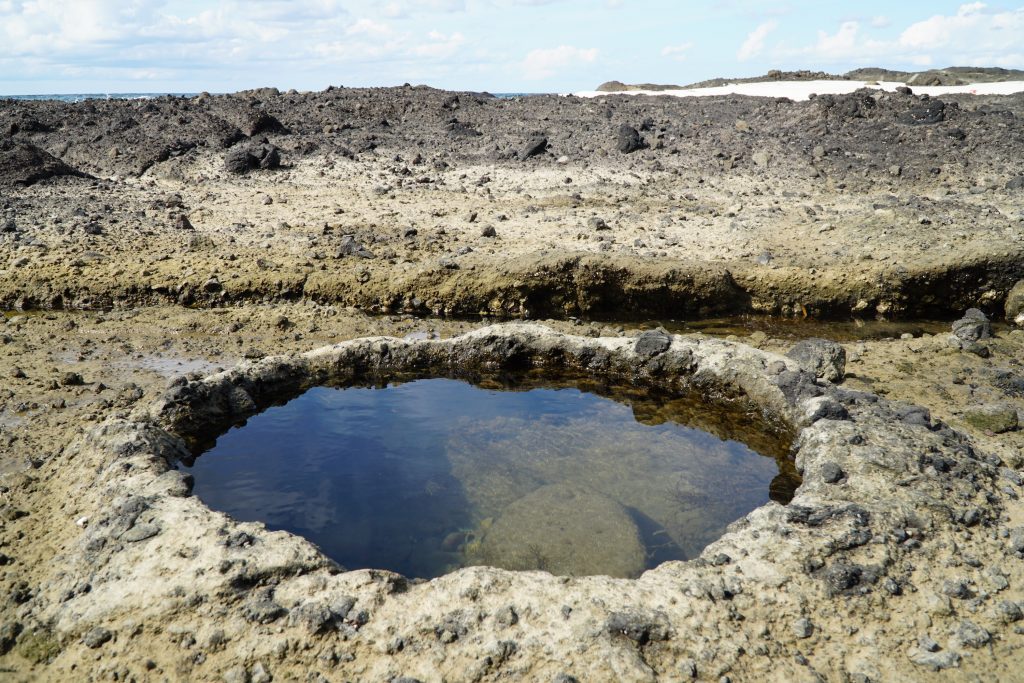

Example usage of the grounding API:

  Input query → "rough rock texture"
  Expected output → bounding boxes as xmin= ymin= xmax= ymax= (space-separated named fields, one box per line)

xmin=786 ymin=338 xmax=847 ymax=382
xmin=1 ymin=86 xmax=1023 ymax=318
xmin=0 ymin=139 xmax=89 ymax=187
xmin=2 ymin=322 xmax=1022 ymax=681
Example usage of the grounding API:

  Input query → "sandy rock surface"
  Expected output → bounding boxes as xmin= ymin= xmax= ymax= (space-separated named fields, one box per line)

xmin=1 ymin=85 xmax=1023 ymax=681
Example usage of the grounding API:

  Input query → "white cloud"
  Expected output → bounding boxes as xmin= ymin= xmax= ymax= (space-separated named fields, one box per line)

xmin=781 ymin=3 xmax=1024 ymax=68
xmin=870 ymin=15 xmax=890 ymax=28
xmin=521 ymin=45 xmax=598 ymax=80
xmin=661 ymin=43 xmax=694 ymax=62
xmin=737 ymin=20 xmax=777 ymax=61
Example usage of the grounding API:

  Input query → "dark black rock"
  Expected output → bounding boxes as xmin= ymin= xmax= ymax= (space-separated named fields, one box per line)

xmin=0 ymin=138 xmax=90 ymax=187
xmin=246 ymin=111 xmax=287 ymax=137
xmin=61 ymin=372 xmax=84 ymax=386
xmin=224 ymin=143 xmax=281 ymax=174
xmin=899 ymin=99 xmax=946 ymax=125
xmin=605 ymin=611 xmax=670 ymax=645
xmin=521 ymin=135 xmax=548 ymax=160
xmin=0 ymin=622 xmax=21 ymax=656
xmin=634 ymin=330 xmax=671 ymax=357
xmin=616 ymin=124 xmax=646 ymax=153
xmin=823 ymin=563 xmax=863 ymax=593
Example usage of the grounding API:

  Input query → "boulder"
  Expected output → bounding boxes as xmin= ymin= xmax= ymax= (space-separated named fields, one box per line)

xmin=786 ymin=338 xmax=847 ymax=382
xmin=224 ymin=144 xmax=281 ymax=174
xmin=521 ymin=135 xmax=548 ymax=160
xmin=964 ymin=405 xmax=1019 ymax=434
xmin=616 ymin=124 xmax=646 ymax=153
xmin=472 ymin=484 xmax=646 ymax=578
xmin=951 ymin=308 xmax=992 ymax=343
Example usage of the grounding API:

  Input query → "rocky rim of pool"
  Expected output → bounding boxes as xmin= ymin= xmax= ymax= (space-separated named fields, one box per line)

xmin=35 ymin=323 xmax=1018 ymax=681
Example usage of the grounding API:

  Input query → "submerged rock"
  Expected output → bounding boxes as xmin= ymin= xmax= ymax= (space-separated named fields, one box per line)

xmin=472 ymin=484 xmax=645 ymax=578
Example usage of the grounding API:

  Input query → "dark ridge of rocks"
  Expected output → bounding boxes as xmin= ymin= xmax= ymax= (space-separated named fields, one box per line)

xmin=0 ymin=138 xmax=90 ymax=187
xmin=1 ymin=84 xmax=1022 ymax=191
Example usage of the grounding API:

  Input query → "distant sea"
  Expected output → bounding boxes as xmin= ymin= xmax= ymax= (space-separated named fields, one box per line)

xmin=1 ymin=92 xmax=542 ymax=103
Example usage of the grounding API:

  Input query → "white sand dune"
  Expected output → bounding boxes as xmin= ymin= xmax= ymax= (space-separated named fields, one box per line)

xmin=572 ymin=79 xmax=1024 ymax=101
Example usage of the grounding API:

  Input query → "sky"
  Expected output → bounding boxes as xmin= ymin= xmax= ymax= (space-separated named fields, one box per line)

xmin=0 ymin=1 xmax=1022 ymax=95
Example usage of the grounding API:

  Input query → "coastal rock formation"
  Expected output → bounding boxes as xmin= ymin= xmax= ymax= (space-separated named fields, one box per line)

xmin=0 ymin=138 xmax=88 ymax=186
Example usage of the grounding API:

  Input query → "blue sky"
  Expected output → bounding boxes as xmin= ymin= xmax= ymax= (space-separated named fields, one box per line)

xmin=1 ymin=1 xmax=1022 ymax=94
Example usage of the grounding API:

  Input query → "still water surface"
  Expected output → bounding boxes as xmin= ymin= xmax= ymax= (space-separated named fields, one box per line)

xmin=186 ymin=379 xmax=794 ymax=578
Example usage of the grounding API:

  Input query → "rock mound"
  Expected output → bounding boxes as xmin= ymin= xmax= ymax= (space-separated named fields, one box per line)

xmin=0 ymin=138 xmax=89 ymax=186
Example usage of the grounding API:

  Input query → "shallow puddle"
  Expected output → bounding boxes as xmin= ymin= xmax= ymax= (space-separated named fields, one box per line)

xmin=185 ymin=377 xmax=796 ymax=579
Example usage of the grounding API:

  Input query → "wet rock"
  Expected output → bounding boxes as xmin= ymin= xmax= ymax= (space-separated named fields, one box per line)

xmin=786 ymin=338 xmax=846 ymax=382
xmin=964 ymin=404 xmax=1018 ymax=434
xmin=951 ymin=308 xmax=991 ymax=343
xmin=475 ymin=484 xmax=646 ymax=578
xmin=521 ymin=135 xmax=548 ymax=160
xmin=82 ymin=626 xmax=112 ymax=649
xmin=616 ymin=124 xmax=646 ymax=153
xmin=634 ymin=329 xmax=671 ymax=357
xmin=224 ymin=144 xmax=281 ymax=174
xmin=1006 ymin=280 xmax=1024 ymax=325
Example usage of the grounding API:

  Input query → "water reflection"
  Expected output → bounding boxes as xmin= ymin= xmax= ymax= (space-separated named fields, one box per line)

xmin=186 ymin=379 xmax=795 ymax=579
